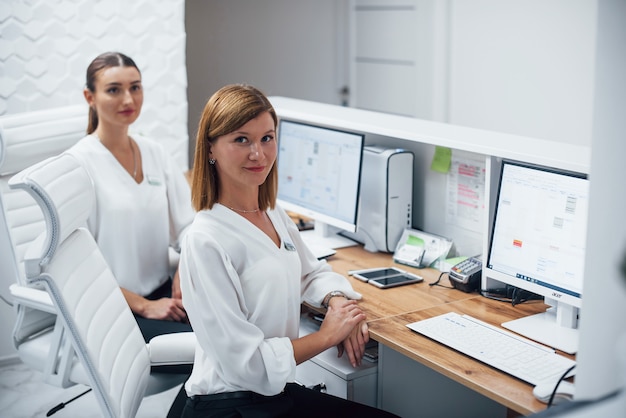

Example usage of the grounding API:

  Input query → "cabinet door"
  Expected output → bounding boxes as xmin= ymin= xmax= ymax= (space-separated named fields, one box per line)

xmin=295 ymin=360 xmax=378 ymax=407
xmin=378 ymin=344 xmax=505 ymax=418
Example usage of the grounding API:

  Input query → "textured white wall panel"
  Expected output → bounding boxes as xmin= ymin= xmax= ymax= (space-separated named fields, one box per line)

xmin=0 ymin=0 xmax=189 ymax=168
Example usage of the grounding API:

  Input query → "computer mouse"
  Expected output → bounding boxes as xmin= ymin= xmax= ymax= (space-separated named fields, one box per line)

xmin=533 ymin=380 xmax=575 ymax=404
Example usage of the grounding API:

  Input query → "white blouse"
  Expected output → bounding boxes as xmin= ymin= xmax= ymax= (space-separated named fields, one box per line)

xmin=180 ymin=204 xmax=361 ymax=396
xmin=66 ymin=134 xmax=194 ymax=296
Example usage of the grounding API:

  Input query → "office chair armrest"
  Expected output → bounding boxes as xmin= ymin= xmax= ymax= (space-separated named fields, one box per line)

xmin=147 ymin=331 xmax=196 ymax=366
xmin=9 ymin=283 xmax=55 ymax=313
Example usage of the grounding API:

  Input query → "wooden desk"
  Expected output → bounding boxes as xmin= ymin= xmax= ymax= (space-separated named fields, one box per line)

xmin=367 ymin=298 xmax=568 ymax=416
xmin=325 ymin=245 xmax=571 ymax=416
xmin=327 ymin=246 xmax=476 ymax=321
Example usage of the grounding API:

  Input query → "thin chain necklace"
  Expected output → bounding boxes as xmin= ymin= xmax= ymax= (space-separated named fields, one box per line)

xmin=225 ymin=205 xmax=260 ymax=214
xmin=128 ymin=136 xmax=137 ymax=179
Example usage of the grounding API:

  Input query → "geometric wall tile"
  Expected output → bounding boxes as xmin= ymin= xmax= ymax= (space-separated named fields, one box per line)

xmin=0 ymin=0 xmax=189 ymax=169
xmin=22 ymin=20 xmax=46 ymax=41
xmin=0 ymin=3 xmax=12 ymax=23
xmin=2 ymin=57 xmax=24 ymax=79
xmin=11 ymin=2 xmax=33 ymax=23
xmin=0 ymin=78 xmax=17 ymax=97
xmin=0 ymin=38 xmax=13 ymax=60
xmin=1 ymin=19 xmax=21 ymax=40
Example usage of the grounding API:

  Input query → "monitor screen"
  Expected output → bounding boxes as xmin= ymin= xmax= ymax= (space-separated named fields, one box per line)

xmin=485 ymin=160 xmax=589 ymax=353
xmin=276 ymin=119 xmax=364 ymax=247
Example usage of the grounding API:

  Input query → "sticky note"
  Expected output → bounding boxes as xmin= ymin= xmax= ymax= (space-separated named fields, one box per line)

xmin=406 ymin=234 xmax=424 ymax=247
xmin=431 ymin=146 xmax=452 ymax=173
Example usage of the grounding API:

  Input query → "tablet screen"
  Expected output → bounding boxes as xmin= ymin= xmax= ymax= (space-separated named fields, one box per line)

xmin=371 ymin=275 xmax=420 ymax=286
xmin=354 ymin=268 xmax=404 ymax=280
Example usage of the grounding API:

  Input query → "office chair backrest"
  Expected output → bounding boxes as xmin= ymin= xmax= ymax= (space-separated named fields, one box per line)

xmin=10 ymin=153 xmax=151 ymax=418
xmin=0 ymin=105 xmax=85 ymax=300
xmin=11 ymin=154 xmax=95 ymax=277
xmin=0 ymin=105 xmax=86 ymax=344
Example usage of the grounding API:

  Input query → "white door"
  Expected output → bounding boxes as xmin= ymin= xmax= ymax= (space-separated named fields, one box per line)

xmin=347 ymin=0 xmax=448 ymax=121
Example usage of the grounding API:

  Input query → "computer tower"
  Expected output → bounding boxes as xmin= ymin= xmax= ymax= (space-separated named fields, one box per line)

xmin=343 ymin=146 xmax=413 ymax=253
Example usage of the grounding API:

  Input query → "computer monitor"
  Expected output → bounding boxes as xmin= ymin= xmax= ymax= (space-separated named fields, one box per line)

xmin=276 ymin=119 xmax=365 ymax=249
xmin=485 ymin=160 xmax=590 ymax=354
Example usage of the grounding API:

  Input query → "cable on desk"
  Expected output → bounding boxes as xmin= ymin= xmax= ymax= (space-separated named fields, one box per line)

xmin=547 ymin=364 xmax=577 ymax=408
xmin=480 ymin=286 xmax=543 ymax=306
xmin=512 ymin=287 xmax=542 ymax=306
xmin=428 ymin=271 xmax=454 ymax=289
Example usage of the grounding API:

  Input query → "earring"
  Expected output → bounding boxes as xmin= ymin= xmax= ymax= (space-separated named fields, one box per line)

xmin=209 ymin=158 xmax=216 ymax=165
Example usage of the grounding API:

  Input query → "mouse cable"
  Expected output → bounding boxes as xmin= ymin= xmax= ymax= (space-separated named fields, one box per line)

xmin=547 ymin=364 xmax=577 ymax=408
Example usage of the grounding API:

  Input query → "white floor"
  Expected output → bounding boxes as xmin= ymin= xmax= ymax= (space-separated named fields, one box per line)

xmin=0 ymin=361 xmax=181 ymax=418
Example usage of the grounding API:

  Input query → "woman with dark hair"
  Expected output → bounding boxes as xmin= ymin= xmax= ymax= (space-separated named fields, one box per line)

xmin=179 ymin=84 xmax=399 ymax=417
xmin=66 ymin=51 xmax=194 ymax=342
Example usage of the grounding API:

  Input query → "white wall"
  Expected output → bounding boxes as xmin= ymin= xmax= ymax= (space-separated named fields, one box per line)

xmin=185 ymin=0 xmax=347 ymax=163
xmin=448 ymin=0 xmax=596 ymax=147
xmin=185 ymin=0 xmax=598 ymax=153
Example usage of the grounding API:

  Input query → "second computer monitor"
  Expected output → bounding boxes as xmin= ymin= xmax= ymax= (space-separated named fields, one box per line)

xmin=276 ymin=119 xmax=364 ymax=249
xmin=485 ymin=159 xmax=590 ymax=353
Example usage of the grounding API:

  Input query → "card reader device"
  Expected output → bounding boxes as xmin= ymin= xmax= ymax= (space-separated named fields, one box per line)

xmin=448 ymin=256 xmax=482 ymax=293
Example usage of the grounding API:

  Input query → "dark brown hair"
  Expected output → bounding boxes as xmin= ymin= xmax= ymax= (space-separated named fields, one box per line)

xmin=85 ymin=52 xmax=140 ymax=134
xmin=191 ymin=84 xmax=278 ymax=212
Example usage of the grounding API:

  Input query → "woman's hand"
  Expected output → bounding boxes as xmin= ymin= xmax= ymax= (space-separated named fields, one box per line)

xmin=323 ymin=297 xmax=369 ymax=367
xmin=121 ymin=287 xmax=188 ymax=323
xmin=292 ymin=299 xmax=366 ymax=365
xmin=319 ymin=298 xmax=367 ymax=365
xmin=336 ymin=320 xmax=369 ymax=367
xmin=142 ymin=297 xmax=188 ymax=323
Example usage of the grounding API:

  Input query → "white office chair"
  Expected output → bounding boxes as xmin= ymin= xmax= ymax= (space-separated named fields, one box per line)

xmin=10 ymin=152 xmax=196 ymax=417
xmin=1 ymin=107 xmax=195 ymax=415
xmin=0 ymin=105 xmax=86 ymax=386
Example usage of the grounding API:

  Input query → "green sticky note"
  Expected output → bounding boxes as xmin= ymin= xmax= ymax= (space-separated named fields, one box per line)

xmin=444 ymin=256 xmax=468 ymax=266
xmin=431 ymin=146 xmax=452 ymax=173
xmin=407 ymin=235 xmax=424 ymax=247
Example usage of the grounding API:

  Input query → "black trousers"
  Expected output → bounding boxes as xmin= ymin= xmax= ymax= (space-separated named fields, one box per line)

xmin=181 ymin=383 xmax=401 ymax=418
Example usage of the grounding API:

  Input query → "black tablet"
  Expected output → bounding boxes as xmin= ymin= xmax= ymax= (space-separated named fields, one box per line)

xmin=352 ymin=267 xmax=423 ymax=288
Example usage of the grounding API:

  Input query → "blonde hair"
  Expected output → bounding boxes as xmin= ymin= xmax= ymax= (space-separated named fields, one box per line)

xmin=191 ymin=84 xmax=278 ymax=212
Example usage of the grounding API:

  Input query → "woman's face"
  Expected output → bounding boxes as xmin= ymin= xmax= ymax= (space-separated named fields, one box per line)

xmin=210 ymin=111 xmax=277 ymax=194
xmin=84 ymin=65 xmax=143 ymax=130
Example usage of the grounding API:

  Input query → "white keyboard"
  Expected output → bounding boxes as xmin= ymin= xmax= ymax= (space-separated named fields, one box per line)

xmin=406 ymin=312 xmax=576 ymax=385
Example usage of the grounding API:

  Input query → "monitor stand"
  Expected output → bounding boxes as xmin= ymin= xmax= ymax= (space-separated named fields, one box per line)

xmin=299 ymin=222 xmax=358 ymax=250
xmin=501 ymin=302 xmax=579 ymax=354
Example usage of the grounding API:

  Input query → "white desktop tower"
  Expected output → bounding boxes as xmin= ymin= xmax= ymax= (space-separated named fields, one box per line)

xmin=343 ymin=146 xmax=413 ymax=253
